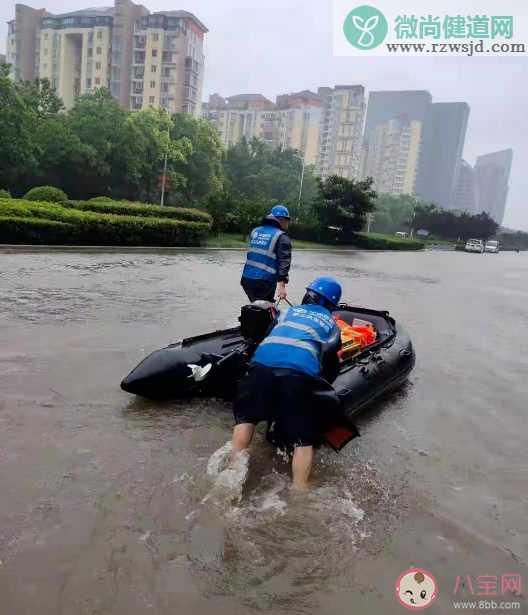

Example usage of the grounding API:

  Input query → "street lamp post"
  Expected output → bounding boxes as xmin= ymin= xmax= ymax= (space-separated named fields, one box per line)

xmin=294 ymin=153 xmax=305 ymax=208
xmin=160 ymin=128 xmax=170 ymax=207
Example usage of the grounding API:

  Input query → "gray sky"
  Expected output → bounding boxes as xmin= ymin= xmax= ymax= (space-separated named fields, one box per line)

xmin=2 ymin=0 xmax=527 ymax=230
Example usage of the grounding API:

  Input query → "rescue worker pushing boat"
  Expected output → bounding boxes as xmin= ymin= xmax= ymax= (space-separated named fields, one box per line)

xmin=230 ymin=276 xmax=343 ymax=490
xmin=240 ymin=204 xmax=292 ymax=302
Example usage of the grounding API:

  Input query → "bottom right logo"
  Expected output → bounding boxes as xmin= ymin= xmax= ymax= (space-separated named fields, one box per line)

xmin=395 ymin=568 xmax=439 ymax=610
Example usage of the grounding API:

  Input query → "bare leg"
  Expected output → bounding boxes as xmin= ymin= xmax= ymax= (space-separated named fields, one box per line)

xmin=230 ymin=423 xmax=255 ymax=461
xmin=291 ymin=445 xmax=314 ymax=490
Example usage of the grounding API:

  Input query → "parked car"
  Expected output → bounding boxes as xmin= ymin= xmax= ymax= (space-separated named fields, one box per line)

xmin=395 ymin=231 xmax=409 ymax=238
xmin=485 ymin=240 xmax=500 ymax=254
xmin=465 ymin=239 xmax=484 ymax=253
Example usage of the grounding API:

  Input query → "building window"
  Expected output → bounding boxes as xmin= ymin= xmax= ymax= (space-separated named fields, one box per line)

xmin=149 ymin=96 xmax=155 ymax=104
xmin=96 ymin=47 xmax=102 ymax=55
xmin=95 ymin=62 xmax=101 ymax=70
xmin=95 ymin=77 xmax=101 ymax=85
xmin=152 ymin=33 xmax=159 ymax=42
xmin=151 ymin=64 xmax=157 ymax=72
xmin=150 ymin=80 xmax=156 ymax=88
xmin=97 ymin=30 xmax=103 ymax=40
xmin=42 ymin=63 xmax=48 ymax=71
xmin=88 ymin=32 xmax=93 ymax=43
xmin=88 ymin=48 xmax=93 ymax=58
xmin=86 ymin=78 xmax=92 ymax=88
xmin=44 ymin=32 xmax=48 ymax=40
xmin=44 ymin=48 xmax=48 ymax=55
xmin=152 ymin=48 xmax=158 ymax=57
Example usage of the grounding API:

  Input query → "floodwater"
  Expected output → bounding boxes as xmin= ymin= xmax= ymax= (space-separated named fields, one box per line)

xmin=0 ymin=247 xmax=527 ymax=615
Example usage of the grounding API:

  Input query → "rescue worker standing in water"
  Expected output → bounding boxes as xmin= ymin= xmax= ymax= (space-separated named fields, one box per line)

xmin=231 ymin=276 xmax=343 ymax=490
xmin=240 ymin=204 xmax=292 ymax=302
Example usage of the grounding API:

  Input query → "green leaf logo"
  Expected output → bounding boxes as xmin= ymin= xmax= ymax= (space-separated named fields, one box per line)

xmin=344 ymin=5 xmax=388 ymax=49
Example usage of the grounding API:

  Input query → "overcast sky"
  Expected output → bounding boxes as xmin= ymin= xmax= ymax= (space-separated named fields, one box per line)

xmin=2 ymin=0 xmax=527 ymax=230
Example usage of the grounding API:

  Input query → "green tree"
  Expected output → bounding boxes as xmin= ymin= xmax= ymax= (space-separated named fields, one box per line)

xmin=66 ymin=88 xmax=129 ymax=197
xmin=223 ymin=137 xmax=317 ymax=221
xmin=170 ymin=114 xmax=224 ymax=203
xmin=0 ymin=64 xmax=38 ymax=190
xmin=313 ymin=175 xmax=377 ymax=239
xmin=17 ymin=78 xmax=64 ymax=116
xmin=123 ymin=107 xmax=191 ymax=201
xmin=372 ymin=193 xmax=425 ymax=235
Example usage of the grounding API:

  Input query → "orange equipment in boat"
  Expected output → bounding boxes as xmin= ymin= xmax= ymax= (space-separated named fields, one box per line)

xmin=334 ymin=316 xmax=377 ymax=361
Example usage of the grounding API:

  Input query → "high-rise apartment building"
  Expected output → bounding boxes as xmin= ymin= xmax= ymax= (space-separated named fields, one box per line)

xmin=275 ymin=91 xmax=323 ymax=166
xmin=363 ymin=115 xmax=422 ymax=195
xmin=417 ymin=102 xmax=470 ymax=210
xmin=6 ymin=1 xmax=207 ymax=116
xmin=316 ymin=85 xmax=365 ymax=180
xmin=202 ymin=94 xmax=276 ymax=148
xmin=474 ymin=149 xmax=513 ymax=224
xmin=363 ymin=91 xmax=470 ymax=209
xmin=203 ymin=91 xmax=323 ymax=165
xmin=6 ymin=4 xmax=47 ymax=82
xmin=452 ymin=159 xmax=477 ymax=214
xmin=363 ymin=90 xmax=431 ymax=195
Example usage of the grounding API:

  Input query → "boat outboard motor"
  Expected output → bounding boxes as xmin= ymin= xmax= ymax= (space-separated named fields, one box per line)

xmin=239 ymin=301 xmax=277 ymax=345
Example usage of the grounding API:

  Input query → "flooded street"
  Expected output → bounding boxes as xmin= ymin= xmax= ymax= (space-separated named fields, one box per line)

xmin=1 ymin=247 xmax=527 ymax=614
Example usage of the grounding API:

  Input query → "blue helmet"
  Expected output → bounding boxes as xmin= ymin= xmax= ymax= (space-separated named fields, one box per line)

xmin=306 ymin=276 xmax=342 ymax=307
xmin=270 ymin=204 xmax=290 ymax=219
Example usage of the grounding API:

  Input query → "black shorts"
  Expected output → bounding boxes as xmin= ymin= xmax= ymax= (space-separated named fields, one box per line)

xmin=233 ymin=364 xmax=323 ymax=447
xmin=241 ymin=278 xmax=276 ymax=302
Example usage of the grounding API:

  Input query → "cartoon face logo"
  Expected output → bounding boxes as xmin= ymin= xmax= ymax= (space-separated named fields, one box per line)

xmin=395 ymin=568 xmax=438 ymax=610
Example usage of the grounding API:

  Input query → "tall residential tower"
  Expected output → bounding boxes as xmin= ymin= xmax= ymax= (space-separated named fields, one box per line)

xmin=316 ymin=85 xmax=365 ymax=180
xmin=6 ymin=1 xmax=207 ymax=116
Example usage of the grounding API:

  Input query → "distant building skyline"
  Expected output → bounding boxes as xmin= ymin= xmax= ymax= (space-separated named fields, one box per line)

xmin=202 ymin=90 xmax=323 ymax=165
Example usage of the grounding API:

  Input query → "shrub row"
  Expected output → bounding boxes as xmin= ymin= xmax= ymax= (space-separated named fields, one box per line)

xmin=66 ymin=199 xmax=212 ymax=224
xmin=351 ymin=232 xmax=425 ymax=251
xmin=0 ymin=199 xmax=210 ymax=246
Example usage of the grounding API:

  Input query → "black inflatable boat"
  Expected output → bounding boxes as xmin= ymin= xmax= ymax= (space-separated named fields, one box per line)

xmin=121 ymin=303 xmax=415 ymax=429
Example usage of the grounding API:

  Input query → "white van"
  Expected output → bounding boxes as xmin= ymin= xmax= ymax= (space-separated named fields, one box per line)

xmin=485 ymin=240 xmax=500 ymax=254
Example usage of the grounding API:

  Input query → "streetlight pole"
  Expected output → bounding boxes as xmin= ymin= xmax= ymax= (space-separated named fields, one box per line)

xmin=160 ymin=128 xmax=170 ymax=207
xmin=295 ymin=153 xmax=305 ymax=208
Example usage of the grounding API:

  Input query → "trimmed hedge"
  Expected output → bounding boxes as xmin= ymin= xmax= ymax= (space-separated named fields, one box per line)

xmin=0 ymin=199 xmax=210 ymax=246
xmin=24 ymin=186 xmax=68 ymax=203
xmin=351 ymin=232 xmax=424 ymax=251
xmin=88 ymin=196 xmax=113 ymax=203
xmin=0 ymin=189 xmax=11 ymax=199
xmin=0 ymin=215 xmax=74 ymax=244
xmin=66 ymin=199 xmax=212 ymax=224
